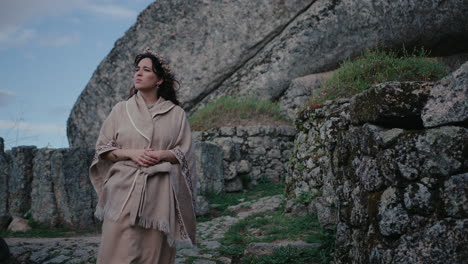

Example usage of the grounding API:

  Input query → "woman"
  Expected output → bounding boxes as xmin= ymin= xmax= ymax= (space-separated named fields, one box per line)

xmin=89 ymin=48 xmax=197 ymax=264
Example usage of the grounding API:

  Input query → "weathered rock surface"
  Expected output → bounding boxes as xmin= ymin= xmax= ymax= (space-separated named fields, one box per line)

xmin=0 ymin=146 xmax=97 ymax=230
xmin=195 ymin=195 xmax=210 ymax=217
xmin=7 ymin=217 xmax=31 ymax=232
xmin=422 ymin=61 xmax=468 ymax=128
xmin=8 ymin=146 xmax=36 ymax=217
xmin=279 ymin=71 xmax=333 ymax=119
xmin=286 ymin=63 xmax=468 ymax=263
xmin=204 ymin=0 xmax=468 ymax=109
xmin=350 ymin=82 xmax=432 ymax=128
xmin=68 ymin=0 xmax=468 ymax=148
xmin=31 ymin=148 xmax=96 ymax=229
xmin=443 ymin=173 xmax=467 ymax=218
xmin=197 ymin=125 xmax=296 ymax=189
xmin=391 ymin=219 xmax=467 ymax=264
xmin=194 ymin=142 xmax=224 ymax=194
xmin=68 ymin=0 xmax=313 ymax=147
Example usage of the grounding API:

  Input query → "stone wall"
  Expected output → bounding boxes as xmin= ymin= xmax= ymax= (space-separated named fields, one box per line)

xmin=194 ymin=125 xmax=296 ymax=193
xmin=285 ymin=62 xmax=467 ymax=263
xmin=0 ymin=125 xmax=296 ymax=228
xmin=0 ymin=146 xmax=96 ymax=230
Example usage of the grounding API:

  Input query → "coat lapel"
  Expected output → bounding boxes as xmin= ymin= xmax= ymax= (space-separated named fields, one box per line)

xmin=126 ymin=92 xmax=176 ymax=146
xmin=149 ymin=96 xmax=176 ymax=118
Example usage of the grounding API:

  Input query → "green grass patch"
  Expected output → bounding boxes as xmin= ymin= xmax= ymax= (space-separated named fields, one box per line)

xmin=309 ymin=47 xmax=448 ymax=107
xmin=219 ymin=211 xmax=335 ymax=263
xmin=0 ymin=218 xmax=100 ymax=238
xmin=189 ymin=96 xmax=292 ymax=131
xmin=242 ymin=245 xmax=331 ymax=264
xmin=222 ymin=211 xmax=324 ymax=245
xmin=185 ymin=256 xmax=225 ymax=264
xmin=197 ymin=182 xmax=285 ymax=222
xmin=295 ymin=191 xmax=322 ymax=205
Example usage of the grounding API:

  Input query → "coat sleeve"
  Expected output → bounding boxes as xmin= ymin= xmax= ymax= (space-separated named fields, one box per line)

xmin=89 ymin=103 xmax=122 ymax=197
xmin=168 ymin=109 xmax=197 ymax=208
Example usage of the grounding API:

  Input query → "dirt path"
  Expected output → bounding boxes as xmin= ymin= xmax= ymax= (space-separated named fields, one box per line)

xmin=4 ymin=195 xmax=283 ymax=264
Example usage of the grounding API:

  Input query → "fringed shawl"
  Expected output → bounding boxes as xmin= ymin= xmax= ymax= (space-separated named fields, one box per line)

xmin=89 ymin=92 xmax=197 ymax=247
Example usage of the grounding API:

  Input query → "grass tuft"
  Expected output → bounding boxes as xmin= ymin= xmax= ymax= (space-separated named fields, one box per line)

xmin=0 ymin=218 xmax=100 ymax=238
xmin=189 ymin=96 xmax=292 ymax=131
xmin=309 ymin=47 xmax=448 ymax=107
xmin=197 ymin=182 xmax=285 ymax=222
xmin=220 ymin=211 xmax=335 ymax=263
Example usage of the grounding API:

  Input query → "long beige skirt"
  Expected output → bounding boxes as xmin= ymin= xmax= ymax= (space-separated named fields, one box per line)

xmin=97 ymin=201 xmax=176 ymax=264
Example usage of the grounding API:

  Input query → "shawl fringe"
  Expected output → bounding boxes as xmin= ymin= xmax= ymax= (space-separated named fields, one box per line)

xmin=136 ymin=217 xmax=175 ymax=247
xmin=95 ymin=205 xmax=121 ymax=222
xmin=95 ymin=205 xmax=193 ymax=248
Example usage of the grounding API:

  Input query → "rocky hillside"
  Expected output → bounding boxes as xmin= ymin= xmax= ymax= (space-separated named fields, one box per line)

xmin=67 ymin=0 xmax=468 ymax=147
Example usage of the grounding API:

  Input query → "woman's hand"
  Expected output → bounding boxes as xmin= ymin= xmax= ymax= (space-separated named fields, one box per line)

xmin=127 ymin=149 xmax=160 ymax=167
xmin=144 ymin=149 xmax=164 ymax=164
xmin=146 ymin=149 xmax=179 ymax=164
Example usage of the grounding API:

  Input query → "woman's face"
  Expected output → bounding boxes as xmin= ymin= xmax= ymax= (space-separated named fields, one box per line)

xmin=134 ymin=57 xmax=162 ymax=92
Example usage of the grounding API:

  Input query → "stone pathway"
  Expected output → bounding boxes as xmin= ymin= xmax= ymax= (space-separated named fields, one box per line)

xmin=4 ymin=195 xmax=283 ymax=264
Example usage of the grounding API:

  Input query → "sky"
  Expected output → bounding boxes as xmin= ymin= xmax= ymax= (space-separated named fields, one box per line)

xmin=0 ymin=0 xmax=155 ymax=151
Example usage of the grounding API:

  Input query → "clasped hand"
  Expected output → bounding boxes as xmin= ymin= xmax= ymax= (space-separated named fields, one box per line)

xmin=132 ymin=148 xmax=163 ymax=167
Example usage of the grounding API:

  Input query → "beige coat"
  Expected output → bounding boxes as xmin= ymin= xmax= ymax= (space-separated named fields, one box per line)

xmin=89 ymin=92 xmax=197 ymax=247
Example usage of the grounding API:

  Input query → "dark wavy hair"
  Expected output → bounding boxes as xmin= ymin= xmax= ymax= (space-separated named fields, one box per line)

xmin=128 ymin=52 xmax=180 ymax=105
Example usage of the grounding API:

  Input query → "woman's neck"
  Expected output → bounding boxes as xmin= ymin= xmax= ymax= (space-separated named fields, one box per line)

xmin=139 ymin=90 xmax=159 ymax=105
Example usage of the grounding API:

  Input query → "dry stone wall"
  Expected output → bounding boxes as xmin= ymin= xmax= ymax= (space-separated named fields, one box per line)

xmin=0 ymin=125 xmax=296 ymax=228
xmin=194 ymin=125 xmax=296 ymax=193
xmin=285 ymin=62 xmax=468 ymax=263
xmin=0 ymin=146 xmax=96 ymax=230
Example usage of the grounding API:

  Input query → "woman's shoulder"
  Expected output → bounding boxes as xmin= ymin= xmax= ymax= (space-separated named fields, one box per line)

xmin=115 ymin=100 xmax=128 ymax=109
xmin=170 ymin=104 xmax=188 ymax=117
xmin=109 ymin=100 xmax=127 ymax=114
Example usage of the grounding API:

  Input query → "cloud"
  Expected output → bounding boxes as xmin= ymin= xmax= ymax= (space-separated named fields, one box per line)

xmin=0 ymin=27 xmax=79 ymax=49
xmin=0 ymin=0 xmax=138 ymax=28
xmin=0 ymin=120 xmax=65 ymax=133
xmin=0 ymin=0 xmax=138 ymax=49
xmin=38 ymin=32 xmax=80 ymax=47
xmin=0 ymin=0 xmax=77 ymax=30
xmin=0 ymin=25 xmax=36 ymax=46
xmin=82 ymin=3 xmax=137 ymax=19
xmin=0 ymin=89 xmax=16 ymax=107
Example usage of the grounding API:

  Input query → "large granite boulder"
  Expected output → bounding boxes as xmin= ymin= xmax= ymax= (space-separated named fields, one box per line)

xmin=8 ymin=146 xmax=36 ymax=217
xmin=68 ymin=0 xmax=468 ymax=148
xmin=193 ymin=141 xmax=224 ymax=194
xmin=279 ymin=71 xmax=333 ymax=119
xmin=349 ymin=82 xmax=433 ymax=128
xmin=67 ymin=0 xmax=313 ymax=147
xmin=422 ymin=61 xmax=468 ymax=128
xmin=31 ymin=148 xmax=96 ymax=229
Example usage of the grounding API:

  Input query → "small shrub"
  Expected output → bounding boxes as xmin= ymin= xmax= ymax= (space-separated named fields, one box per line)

xmin=295 ymin=191 xmax=318 ymax=205
xmin=309 ymin=47 xmax=448 ymax=107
